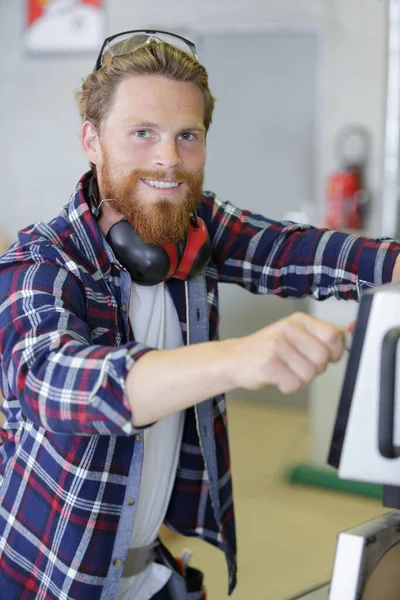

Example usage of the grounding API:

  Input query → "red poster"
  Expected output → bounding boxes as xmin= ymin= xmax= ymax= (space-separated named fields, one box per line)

xmin=25 ymin=0 xmax=104 ymax=54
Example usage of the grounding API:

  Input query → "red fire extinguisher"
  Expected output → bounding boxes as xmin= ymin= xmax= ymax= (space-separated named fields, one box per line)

xmin=325 ymin=125 xmax=370 ymax=231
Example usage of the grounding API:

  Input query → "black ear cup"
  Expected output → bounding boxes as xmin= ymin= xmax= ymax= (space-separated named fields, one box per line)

xmin=106 ymin=218 xmax=210 ymax=286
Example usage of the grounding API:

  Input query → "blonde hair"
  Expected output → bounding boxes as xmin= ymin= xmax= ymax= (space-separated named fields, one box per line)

xmin=76 ymin=40 xmax=216 ymax=134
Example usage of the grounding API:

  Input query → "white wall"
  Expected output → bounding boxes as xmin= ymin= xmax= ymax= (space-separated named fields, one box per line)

xmin=0 ymin=0 xmax=388 ymax=240
xmin=322 ymin=0 xmax=388 ymax=236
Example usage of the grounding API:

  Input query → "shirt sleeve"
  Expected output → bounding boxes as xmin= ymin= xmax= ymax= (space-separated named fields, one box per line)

xmin=203 ymin=193 xmax=400 ymax=301
xmin=0 ymin=255 xmax=153 ymax=436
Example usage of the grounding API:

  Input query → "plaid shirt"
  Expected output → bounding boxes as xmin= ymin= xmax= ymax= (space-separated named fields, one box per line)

xmin=0 ymin=171 xmax=399 ymax=599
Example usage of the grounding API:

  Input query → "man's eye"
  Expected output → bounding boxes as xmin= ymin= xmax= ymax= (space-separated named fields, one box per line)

xmin=135 ymin=130 xmax=151 ymax=138
xmin=179 ymin=132 xmax=195 ymax=141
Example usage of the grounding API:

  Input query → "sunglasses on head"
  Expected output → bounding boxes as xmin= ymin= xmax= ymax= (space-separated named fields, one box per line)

xmin=94 ymin=29 xmax=198 ymax=71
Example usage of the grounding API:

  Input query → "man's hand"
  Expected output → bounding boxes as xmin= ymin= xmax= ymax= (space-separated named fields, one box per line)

xmin=392 ymin=254 xmax=400 ymax=282
xmin=230 ymin=312 xmax=345 ymax=395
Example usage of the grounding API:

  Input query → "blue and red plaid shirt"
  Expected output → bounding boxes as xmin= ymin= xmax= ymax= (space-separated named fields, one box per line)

xmin=0 ymin=171 xmax=399 ymax=599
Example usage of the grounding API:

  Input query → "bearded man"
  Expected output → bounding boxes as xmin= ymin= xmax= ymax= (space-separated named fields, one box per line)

xmin=1 ymin=30 xmax=400 ymax=600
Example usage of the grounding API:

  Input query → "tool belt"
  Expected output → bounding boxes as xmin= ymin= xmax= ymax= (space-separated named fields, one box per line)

xmin=122 ymin=539 xmax=206 ymax=599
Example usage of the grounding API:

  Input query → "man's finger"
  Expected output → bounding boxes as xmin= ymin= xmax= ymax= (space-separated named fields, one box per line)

xmin=281 ymin=320 xmax=331 ymax=371
xmin=290 ymin=312 xmax=346 ymax=362
xmin=274 ymin=335 xmax=322 ymax=385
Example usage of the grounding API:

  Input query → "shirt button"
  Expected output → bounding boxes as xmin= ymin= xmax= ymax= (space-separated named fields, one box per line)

xmin=126 ymin=497 xmax=135 ymax=506
xmin=135 ymin=434 xmax=141 ymax=443
xmin=113 ymin=558 xmax=123 ymax=568
xmin=121 ymin=304 xmax=127 ymax=313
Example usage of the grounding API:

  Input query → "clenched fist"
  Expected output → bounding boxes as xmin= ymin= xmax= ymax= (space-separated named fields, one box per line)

xmin=229 ymin=312 xmax=345 ymax=394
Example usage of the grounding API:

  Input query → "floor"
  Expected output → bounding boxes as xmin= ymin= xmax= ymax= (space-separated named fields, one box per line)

xmin=162 ymin=398 xmax=388 ymax=600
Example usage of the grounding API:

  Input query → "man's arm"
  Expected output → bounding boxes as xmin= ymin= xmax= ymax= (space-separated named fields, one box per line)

xmin=0 ymin=257 xmax=152 ymax=436
xmin=200 ymin=193 xmax=400 ymax=301
xmin=127 ymin=312 xmax=345 ymax=426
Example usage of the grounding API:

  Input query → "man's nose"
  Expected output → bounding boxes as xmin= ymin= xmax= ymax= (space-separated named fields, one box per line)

xmin=153 ymin=138 xmax=182 ymax=168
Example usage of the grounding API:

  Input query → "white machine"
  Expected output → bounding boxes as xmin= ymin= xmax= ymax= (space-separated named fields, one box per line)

xmin=289 ymin=282 xmax=400 ymax=600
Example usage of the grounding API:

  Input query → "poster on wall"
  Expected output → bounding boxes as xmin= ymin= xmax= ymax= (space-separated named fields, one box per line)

xmin=25 ymin=0 xmax=105 ymax=55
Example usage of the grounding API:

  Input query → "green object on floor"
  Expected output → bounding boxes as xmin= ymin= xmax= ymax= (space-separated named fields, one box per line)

xmin=286 ymin=462 xmax=382 ymax=500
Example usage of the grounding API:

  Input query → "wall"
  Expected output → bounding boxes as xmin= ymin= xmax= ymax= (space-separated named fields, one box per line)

xmin=0 ymin=0 xmax=388 ymax=240
xmin=200 ymin=30 xmax=319 ymax=409
xmin=322 ymin=0 xmax=388 ymax=236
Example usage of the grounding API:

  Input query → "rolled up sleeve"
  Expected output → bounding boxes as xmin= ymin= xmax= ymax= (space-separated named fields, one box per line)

xmin=0 ymin=257 xmax=153 ymax=436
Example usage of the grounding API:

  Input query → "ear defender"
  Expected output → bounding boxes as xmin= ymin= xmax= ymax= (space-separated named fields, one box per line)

xmin=172 ymin=217 xmax=210 ymax=280
xmin=106 ymin=216 xmax=211 ymax=286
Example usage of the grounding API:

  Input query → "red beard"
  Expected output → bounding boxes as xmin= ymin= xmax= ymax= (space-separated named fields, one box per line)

xmin=100 ymin=154 xmax=204 ymax=246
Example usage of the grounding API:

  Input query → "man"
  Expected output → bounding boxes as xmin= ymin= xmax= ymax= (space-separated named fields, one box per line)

xmin=0 ymin=30 xmax=399 ymax=600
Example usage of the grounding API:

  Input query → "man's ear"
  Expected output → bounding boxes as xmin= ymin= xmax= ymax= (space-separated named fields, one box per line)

xmin=81 ymin=121 xmax=101 ymax=165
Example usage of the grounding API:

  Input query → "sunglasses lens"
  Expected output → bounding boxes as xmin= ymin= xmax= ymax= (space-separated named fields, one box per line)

xmin=101 ymin=31 xmax=197 ymax=67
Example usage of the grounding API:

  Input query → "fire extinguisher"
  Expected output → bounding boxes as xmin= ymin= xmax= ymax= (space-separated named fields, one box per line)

xmin=325 ymin=125 xmax=370 ymax=231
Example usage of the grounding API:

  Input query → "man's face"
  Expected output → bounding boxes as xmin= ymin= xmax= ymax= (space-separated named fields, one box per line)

xmin=94 ymin=75 xmax=207 ymax=245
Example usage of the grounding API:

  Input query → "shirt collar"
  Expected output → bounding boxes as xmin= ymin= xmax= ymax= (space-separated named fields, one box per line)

xmin=67 ymin=171 xmax=117 ymax=277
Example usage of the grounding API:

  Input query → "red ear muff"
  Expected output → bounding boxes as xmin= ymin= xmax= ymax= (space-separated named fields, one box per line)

xmin=172 ymin=217 xmax=210 ymax=280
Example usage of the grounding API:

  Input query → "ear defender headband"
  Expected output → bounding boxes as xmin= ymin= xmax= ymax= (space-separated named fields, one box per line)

xmin=87 ymin=175 xmax=211 ymax=286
